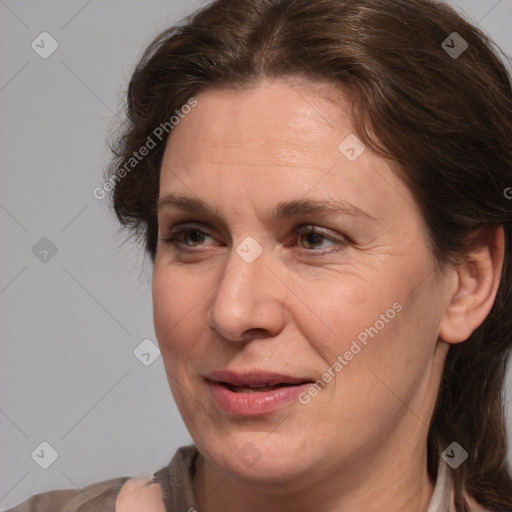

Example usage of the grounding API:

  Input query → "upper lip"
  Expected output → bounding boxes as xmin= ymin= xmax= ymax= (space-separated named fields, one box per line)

xmin=206 ymin=370 xmax=313 ymax=387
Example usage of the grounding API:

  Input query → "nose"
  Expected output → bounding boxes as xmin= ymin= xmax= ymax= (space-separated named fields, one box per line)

xmin=208 ymin=243 xmax=286 ymax=342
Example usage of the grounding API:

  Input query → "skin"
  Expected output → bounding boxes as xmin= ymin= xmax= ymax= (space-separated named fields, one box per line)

xmin=148 ymin=78 xmax=504 ymax=512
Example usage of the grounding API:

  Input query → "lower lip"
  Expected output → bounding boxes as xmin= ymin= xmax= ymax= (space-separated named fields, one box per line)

xmin=207 ymin=380 xmax=311 ymax=416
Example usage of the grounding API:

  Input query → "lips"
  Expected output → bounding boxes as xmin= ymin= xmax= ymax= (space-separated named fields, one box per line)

xmin=205 ymin=370 xmax=314 ymax=415
xmin=207 ymin=369 xmax=311 ymax=388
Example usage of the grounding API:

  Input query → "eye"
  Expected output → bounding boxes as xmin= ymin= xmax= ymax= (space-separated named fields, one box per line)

xmin=293 ymin=225 xmax=346 ymax=253
xmin=160 ymin=224 xmax=216 ymax=250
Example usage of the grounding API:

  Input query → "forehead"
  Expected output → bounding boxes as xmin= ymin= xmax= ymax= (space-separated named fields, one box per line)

xmin=158 ymin=79 xmax=420 ymax=229
xmin=164 ymin=79 xmax=351 ymax=162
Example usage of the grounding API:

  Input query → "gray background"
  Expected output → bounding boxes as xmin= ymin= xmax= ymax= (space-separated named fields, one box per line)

xmin=1 ymin=0 xmax=511 ymax=509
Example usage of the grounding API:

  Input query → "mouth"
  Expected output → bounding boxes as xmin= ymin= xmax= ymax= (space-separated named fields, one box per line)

xmin=205 ymin=370 xmax=314 ymax=415
xmin=206 ymin=369 xmax=313 ymax=389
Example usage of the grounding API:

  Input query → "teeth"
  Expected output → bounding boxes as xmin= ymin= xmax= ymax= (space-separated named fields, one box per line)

xmin=233 ymin=386 xmax=277 ymax=393
xmin=224 ymin=383 xmax=293 ymax=393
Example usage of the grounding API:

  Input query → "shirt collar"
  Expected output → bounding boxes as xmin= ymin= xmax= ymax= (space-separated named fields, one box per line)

xmin=427 ymin=460 xmax=452 ymax=512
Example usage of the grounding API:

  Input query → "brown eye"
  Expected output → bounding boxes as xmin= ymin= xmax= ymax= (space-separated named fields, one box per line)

xmin=299 ymin=231 xmax=327 ymax=250
xmin=294 ymin=226 xmax=341 ymax=252
xmin=160 ymin=225 xmax=215 ymax=250
xmin=182 ymin=230 xmax=207 ymax=246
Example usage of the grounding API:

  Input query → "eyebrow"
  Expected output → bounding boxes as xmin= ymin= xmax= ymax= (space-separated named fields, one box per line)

xmin=157 ymin=193 xmax=375 ymax=223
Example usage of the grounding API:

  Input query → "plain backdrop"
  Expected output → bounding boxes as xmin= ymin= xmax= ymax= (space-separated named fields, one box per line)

xmin=1 ymin=0 xmax=511 ymax=509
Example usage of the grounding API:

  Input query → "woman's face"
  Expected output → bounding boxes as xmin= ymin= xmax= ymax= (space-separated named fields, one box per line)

xmin=153 ymin=79 xmax=451 ymax=486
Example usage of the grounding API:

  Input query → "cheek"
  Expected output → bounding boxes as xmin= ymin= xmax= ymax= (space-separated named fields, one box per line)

xmin=290 ymin=274 xmax=403 ymax=364
xmin=152 ymin=264 xmax=211 ymax=422
xmin=294 ymin=262 xmax=439 ymax=396
xmin=152 ymin=263 xmax=207 ymax=361
xmin=329 ymin=280 xmax=441 ymax=412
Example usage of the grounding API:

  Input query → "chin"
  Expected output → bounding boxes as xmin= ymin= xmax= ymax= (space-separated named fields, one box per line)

xmin=197 ymin=429 xmax=319 ymax=483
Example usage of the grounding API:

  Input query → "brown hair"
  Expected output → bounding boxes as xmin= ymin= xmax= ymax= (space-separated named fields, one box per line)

xmin=107 ymin=0 xmax=512 ymax=509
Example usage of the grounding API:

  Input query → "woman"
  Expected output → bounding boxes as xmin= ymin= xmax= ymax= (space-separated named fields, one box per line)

xmin=8 ymin=0 xmax=512 ymax=510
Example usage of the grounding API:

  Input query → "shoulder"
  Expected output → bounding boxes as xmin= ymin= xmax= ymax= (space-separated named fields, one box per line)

xmin=5 ymin=475 xmax=168 ymax=512
xmin=435 ymin=461 xmax=492 ymax=512
xmin=5 ymin=476 xmax=128 ymax=512
xmin=462 ymin=493 xmax=492 ymax=512
xmin=113 ymin=446 xmax=199 ymax=511
xmin=5 ymin=446 xmax=198 ymax=512
xmin=115 ymin=476 xmax=167 ymax=512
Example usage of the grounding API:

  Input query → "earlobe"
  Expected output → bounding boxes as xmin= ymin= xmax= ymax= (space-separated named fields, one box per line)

xmin=439 ymin=225 xmax=505 ymax=344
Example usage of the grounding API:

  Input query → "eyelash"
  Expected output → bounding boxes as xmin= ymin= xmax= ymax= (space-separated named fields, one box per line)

xmin=160 ymin=224 xmax=347 ymax=256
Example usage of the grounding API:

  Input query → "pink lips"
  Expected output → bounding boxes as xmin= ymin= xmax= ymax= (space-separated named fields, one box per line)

xmin=206 ymin=370 xmax=313 ymax=416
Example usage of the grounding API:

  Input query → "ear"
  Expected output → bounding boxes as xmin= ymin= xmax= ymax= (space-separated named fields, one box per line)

xmin=439 ymin=225 xmax=505 ymax=344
